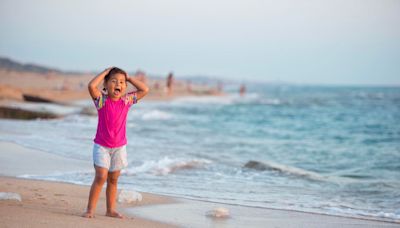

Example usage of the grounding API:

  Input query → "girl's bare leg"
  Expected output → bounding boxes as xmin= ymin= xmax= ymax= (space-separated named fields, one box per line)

xmin=82 ymin=166 xmax=108 ymax=218
xmin=105 ymin=170 xmax=123 ymax=218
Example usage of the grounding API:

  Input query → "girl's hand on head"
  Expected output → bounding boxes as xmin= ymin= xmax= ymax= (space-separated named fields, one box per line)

xmin=125 ymin=72 xmax=130 ymax=80
xmin=104 ymin=67 xmax=114 ymax=73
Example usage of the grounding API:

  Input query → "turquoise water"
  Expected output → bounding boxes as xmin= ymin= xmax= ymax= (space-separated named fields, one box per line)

xmin=0 ymin=85 xmax=399 ymax=222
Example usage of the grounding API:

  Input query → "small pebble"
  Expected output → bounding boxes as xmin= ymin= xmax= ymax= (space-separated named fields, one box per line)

xmin=206 ymin=207 xmax=230 ymax=218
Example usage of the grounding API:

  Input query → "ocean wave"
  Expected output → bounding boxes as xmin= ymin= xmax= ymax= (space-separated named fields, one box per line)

xmin=170 ymin=93 xmax=284 ymax=107
xmin=7 ymin=101 xmax=81 ymax=115
xmin=325 ymin=205 xmax=400 ymax=221
xmin=141 ymin=110 xmax=173 ymax=120
xmin=172 ymin=96 xmax=234 ymax=105
xmin=17 ymin=170 xmax=93 ymax=186
xmin=230 ymin=93 xmax=286 ymax=106
xmin=123 ymin=157 xmax=212 ymax=176
xmin=355 ymin=92 xmax=385 ymax=100
xmin=244 ymin=160 xmax=325 ymax=181
xmin=239 ymin=98 xmax=283 ymax=106
xmin=258 ymin=98 xmax=282 ymax=105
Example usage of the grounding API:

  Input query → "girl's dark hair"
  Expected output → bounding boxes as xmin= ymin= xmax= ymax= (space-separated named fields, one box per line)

xmin=104 ymin=67 xmax=127 ymax=82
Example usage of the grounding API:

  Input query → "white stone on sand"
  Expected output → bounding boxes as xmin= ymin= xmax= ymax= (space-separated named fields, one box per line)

xmin=0 ymin=192 xmax=22 ymax=201
xmin=206 ymin=207 xmax=230 ymax=218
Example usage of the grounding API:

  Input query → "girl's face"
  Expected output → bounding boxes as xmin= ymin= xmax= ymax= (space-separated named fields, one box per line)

xmin=104 ymin=73 xmax=127 ymax=100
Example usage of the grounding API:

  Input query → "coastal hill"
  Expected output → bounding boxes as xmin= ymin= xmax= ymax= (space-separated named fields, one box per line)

xmin=0 ymin=57 xmax=63 ymax=74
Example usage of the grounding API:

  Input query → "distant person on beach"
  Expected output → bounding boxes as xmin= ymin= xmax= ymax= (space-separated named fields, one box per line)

xmin=217 ymin=81 xmax=223 ymax=94
xmin=166 ymin=72 xmax=174 ymax=96
xmin=83 ymin=67 xmax=149 ymax=219
xmin=134 ymin=70 xmax=147 ymax=84
xmin=239 ymin=83 xmax=246 ymax=96
xmin=187 ymin=80 xmax=192 ymax=93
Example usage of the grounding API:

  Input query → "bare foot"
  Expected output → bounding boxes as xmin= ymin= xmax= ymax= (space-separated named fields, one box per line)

xmin=82 ymin=211 xmax=95 ymax=218
xmin=106 ymin=210 xmax=124 ymax=219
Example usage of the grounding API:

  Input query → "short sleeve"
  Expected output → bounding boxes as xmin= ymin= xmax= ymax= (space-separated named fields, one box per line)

xmin=93 ymin=93 xmax=106 ymax=110
xmin=123 ymin=92 xmax=138 ymax=106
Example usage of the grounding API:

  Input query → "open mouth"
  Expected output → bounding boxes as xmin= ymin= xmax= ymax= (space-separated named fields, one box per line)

xmin=114 ymin=88 xmax=121 ymax=95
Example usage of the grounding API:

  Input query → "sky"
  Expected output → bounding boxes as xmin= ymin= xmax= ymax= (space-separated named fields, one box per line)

xmin=0 ymin=0 xmax=399 ymax=85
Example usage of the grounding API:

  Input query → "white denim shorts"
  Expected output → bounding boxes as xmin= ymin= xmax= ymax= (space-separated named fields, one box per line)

xmin=92 ymin=143 xmax=128 ymax=172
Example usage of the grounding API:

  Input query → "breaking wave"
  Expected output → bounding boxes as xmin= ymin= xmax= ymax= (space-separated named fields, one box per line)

xmin=244 ymin=160 xmax=325 ymax=181
xmin=124 ymin=157 xmax=212 ymax=176
xmin=171 ymin=93 xmax=283 ymax=106
xmin=141 ymin=110 xmax=173 ymax=120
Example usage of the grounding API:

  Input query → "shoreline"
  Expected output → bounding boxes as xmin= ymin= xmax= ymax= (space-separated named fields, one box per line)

xmin=133 ymin=194 xmax=400 ymax=226
xmin=1 ymin=141 xmax=399 ymax=227
xmin=3 ymin=176 xmax=399 ymax=228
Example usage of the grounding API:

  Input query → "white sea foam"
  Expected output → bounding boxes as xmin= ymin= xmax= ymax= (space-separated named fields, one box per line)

xmin=0 ymin=192 xmax=22 ymax=201
xmin=326 ymin=206 xmax=400 ymax=221
xmin=171 ymin=93 xmax=281 ymax=106
xmin=141 ymin=110 xmax=173 ymax=120
xmin=377 ymin=211 xmax=400 ymax=220
xmin=124 ymin=157 xmax=212 ymax=176
xmin=355 ymin=92 xmax=385 ymax=99
xmin=172 ymin=96 xmax=234 ymax=105
xmin=259 ymin=98 xmax=282 ymax=105
xmin=118 ymin=189 xmax=142 ymax=203
xmin=7 ymin=101 xmax=81 ymax=115
xmin=231 ymin=93 xmax=284 ymax=106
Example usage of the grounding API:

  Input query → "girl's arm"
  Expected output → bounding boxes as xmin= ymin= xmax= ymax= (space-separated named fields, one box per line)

xmin=88 ymin=67 xmax=113 ymax=99
xmin=127 ymin=76 xmax=149 ymax=101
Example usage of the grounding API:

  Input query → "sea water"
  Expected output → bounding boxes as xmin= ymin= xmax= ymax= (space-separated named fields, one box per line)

xmin=0 ymin=84 xmax=399 ymax=222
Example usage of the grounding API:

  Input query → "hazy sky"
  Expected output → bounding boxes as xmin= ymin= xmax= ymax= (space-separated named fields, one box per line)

xmin=1 ymin=0 xmax=399 ymax=85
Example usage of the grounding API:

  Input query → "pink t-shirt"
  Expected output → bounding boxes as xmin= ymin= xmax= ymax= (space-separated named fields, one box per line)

xmin=93 ymin=92 xmax=137 ymax=148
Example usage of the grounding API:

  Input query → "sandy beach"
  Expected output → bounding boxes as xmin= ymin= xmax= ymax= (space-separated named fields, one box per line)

xmin=1 ymin=141 xmax=399 ymax=228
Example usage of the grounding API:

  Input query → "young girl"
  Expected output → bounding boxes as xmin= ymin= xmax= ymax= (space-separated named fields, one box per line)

xmin=83 ymin=67 xmax=149 ymax=218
